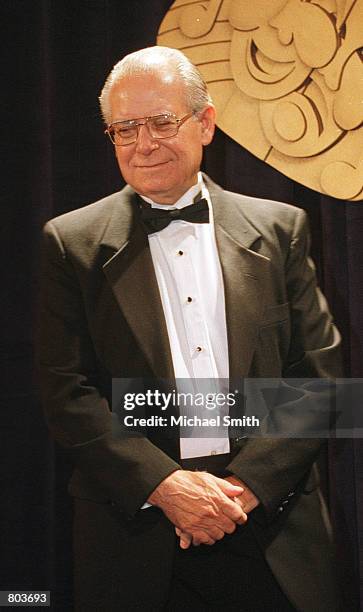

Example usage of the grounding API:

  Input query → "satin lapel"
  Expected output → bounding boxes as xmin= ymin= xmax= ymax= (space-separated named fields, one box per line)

xmin=101 ymin=189 xmax=175 ymax=381
xmin=207 ymin=179 xmax=270 ymax=379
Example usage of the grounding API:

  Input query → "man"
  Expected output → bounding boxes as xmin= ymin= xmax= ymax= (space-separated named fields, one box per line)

xmin=38 ymin=46 xmax=342 ymax=611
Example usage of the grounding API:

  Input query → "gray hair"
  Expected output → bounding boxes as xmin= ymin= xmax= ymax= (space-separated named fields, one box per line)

xmin=99 ymin=46 xmax=212 ymax=125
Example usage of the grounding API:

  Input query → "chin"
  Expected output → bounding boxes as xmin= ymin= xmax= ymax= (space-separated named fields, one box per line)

xmin=137 ymin=179 xmax=177 ymax=199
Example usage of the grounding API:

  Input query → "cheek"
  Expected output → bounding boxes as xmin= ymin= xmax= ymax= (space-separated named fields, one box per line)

xmin=115 ymin=151 xmax=131 ymax=175
xmin=180 ymin=144 xmax=202 ymax=171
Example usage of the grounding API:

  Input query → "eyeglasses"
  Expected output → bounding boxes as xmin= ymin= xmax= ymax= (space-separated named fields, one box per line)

xmin=105 ymin=112 xmax=194 ymax=146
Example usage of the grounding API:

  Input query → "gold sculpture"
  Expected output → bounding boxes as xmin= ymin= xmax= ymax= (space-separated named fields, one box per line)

xmin=157 ymin=0 xmax=363 ymax=200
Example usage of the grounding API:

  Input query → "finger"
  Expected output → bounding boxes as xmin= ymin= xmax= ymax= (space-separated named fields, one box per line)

xmin=180 ymin=537 xmax=192 ymax=549
xmin=206 ymin=526 xmax=225 ymax=541
xmin=215 ymin=476 xmax=244 ymax=497
xmin=231 ymin=497 xmax=249 ymax=522
xmin=220 ymin=497 xmax=246 ymax=523
xmin=175 ymin=526 xmax=192 ymax=549
xmin=201 ymin=538 xmax=216 ymax=546
xmin=235 ymin=511 xmax=248 ymax=525
xmin=195 ymin=510 xmax=237 ymax=534
xmin=178 ymin=519 xmax=236 ymax=541
xmin=220 ymin=517 xmax=237 ymax=534
xmin=201 ymin=508 xmax=240 ymax=533
xmin=179 ymin=532 xmax=192 ymax=549
xmin=192 ymin=531 xmax=216 ymax=546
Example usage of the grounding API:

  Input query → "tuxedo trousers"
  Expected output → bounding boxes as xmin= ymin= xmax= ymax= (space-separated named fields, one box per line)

xmin=73 ymin=497 xmax=295 ymax=612
xmin=73 ymin=452 xmax=296 ymax=611
xmin=165 ymin=522 xmax=296 ymax=611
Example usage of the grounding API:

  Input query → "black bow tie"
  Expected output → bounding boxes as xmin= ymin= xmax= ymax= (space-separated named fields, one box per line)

xmin=140 ymin=196 xmax=209 ymax=235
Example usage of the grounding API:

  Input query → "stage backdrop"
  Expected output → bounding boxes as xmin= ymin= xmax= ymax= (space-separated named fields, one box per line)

xmin=1 ymin=1 xmax=362 ymax=610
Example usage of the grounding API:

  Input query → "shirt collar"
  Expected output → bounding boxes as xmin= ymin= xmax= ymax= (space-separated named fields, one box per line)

xmin=140 ymin=172 xmax=205 ymax=210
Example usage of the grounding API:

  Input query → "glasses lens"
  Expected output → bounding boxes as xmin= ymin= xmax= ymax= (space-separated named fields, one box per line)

xmin=108 ymin=114 xmax=181 ymax=145
xmin=110 ymin=124 xmax=138 ymax=145
xmin=149 ymin=115 xmax=178 ymax=138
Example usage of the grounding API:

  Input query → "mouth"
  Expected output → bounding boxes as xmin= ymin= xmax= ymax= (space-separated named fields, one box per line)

xmin=134 ymin=161 xmax=171 ymax=168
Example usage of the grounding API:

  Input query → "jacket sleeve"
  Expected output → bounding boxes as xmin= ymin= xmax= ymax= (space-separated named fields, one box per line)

xmin=226 ymin=208 xmax=342 ymax=520
xmin=36 ymin=220 xmax=180 ymax=519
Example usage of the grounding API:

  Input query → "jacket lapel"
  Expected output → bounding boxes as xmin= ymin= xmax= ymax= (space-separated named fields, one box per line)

xmin=206 ymin=178 xmax=270 ymax=380
xmin=101 ymin=187 xmax=175 ymax=381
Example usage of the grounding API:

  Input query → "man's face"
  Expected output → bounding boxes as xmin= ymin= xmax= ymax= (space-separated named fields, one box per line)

xmin=108 ymin=69 xmax=216 ymax=204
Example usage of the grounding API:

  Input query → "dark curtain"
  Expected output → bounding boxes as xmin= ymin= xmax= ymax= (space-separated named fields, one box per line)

xmin=1 ymin=1 xmax=362 ymax=610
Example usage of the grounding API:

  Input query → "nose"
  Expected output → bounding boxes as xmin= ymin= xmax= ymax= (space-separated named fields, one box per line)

xmin=135 ymin=123 xmax=159 ymax=154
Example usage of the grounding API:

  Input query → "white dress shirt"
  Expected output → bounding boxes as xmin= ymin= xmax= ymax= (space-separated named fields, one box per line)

xmin=142 ymin=173 xmax=230 ymax=459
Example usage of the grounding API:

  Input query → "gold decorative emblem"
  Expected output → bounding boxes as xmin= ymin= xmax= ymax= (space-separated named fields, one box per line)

xmin=157 ymin=0 xmax=363 ymax=200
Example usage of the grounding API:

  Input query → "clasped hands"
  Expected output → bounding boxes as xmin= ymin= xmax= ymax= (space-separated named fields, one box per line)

xmin=148 ymin=470 xmax=259 ymax=549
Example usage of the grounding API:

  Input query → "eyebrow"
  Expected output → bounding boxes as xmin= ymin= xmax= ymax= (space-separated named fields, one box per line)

xmin=110 ymin=113 xmax=176 ymax=126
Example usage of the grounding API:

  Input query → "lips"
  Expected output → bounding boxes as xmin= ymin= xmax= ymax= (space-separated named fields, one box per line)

xmin=134 ymin=160 xmax=171 ymax=168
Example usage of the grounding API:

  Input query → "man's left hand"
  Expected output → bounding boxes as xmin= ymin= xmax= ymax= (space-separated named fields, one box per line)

xmin=175 ymin=475 xmax=259 ymax=548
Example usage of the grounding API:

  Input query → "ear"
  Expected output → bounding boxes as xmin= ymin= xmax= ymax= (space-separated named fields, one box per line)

xmin=199 ymin=104 xmax=216 ymax=146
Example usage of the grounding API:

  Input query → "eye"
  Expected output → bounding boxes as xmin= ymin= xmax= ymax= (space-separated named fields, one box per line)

xmin=115 ymin=126 xmax=135 ymax=138
xmin=153 ymin=116 xmax=176 ymax=132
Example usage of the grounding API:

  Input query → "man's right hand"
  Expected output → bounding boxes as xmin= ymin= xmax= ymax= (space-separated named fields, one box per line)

xmin=147 ymin=470 xmax=248 ymax=547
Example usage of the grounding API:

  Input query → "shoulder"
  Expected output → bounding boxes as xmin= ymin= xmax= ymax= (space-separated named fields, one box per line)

xmin=204 ymin=174 xmax=307 ymax=241
xmin=44 ymin=187 xmax=125 ymax=233
xmin=225 ymin=189 xmax=306 ymax=235
xmin=42 ymin=185 xmax=135 ymax=250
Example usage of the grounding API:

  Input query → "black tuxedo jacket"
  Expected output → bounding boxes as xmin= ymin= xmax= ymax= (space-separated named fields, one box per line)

xmin=38 ymin=175 xmax=342 ymax=611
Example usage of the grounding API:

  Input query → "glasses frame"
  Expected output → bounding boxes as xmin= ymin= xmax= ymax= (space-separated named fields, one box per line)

xmin=105 ymin=111 xmax=195 ymax=146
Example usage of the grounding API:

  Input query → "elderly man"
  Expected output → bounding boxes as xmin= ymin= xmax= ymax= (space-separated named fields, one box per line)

xmin=38 ymin=46 xmax=342 ymax=611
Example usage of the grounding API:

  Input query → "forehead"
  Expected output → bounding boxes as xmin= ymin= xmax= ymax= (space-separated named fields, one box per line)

xmin=109 ymin=70 xmax=189 ymax=121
